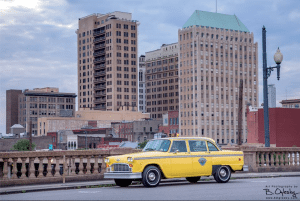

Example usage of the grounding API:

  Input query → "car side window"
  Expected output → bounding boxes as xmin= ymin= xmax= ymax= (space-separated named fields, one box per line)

xmin=170 ymin=141 xmax=187 ymax=152
xmin=188 ymin=140 xmax=207 ymax=152
xmin=207 ymin=141 xmax=219 ymax=151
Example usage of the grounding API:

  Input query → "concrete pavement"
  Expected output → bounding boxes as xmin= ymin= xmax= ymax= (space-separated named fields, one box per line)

xmin=1 ymin=172 xmax=300 ymax=195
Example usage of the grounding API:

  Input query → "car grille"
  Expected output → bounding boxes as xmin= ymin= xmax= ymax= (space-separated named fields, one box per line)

xmin=111 ymin=163 xmax=131 ymax=172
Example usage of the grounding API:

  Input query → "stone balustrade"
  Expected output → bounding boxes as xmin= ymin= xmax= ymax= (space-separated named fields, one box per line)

xmin=0 ymin=148 xmax=140 ymax=187
xmin=223 ymin=146 xmax=300 ymax=172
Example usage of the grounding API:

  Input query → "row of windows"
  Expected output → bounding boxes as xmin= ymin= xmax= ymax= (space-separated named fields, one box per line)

xmin=146 ymin=58 xmax=178 ymax=67
xmin=180 ymin=31 xmax=252 ymax=44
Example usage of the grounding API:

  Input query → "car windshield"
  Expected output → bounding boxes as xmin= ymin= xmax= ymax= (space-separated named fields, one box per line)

xmin=143 ymin=139 xmax=171 ymax=152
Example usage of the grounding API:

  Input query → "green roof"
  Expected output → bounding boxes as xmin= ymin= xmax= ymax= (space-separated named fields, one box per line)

xmin=183 ymin=10 xmax=249 ymax=32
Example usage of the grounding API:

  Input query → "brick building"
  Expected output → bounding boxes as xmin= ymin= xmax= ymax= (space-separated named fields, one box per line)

xmin=158 ymin=111 xmax=179 ymax=135
xmin=247 ymin=107 xmax=300 ymax=147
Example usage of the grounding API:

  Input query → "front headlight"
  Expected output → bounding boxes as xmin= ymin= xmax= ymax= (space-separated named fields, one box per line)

xmin=104 ymin=158 xmax=110 ymax=163
xmin=127 ymin=157 xmax=134 ymax=162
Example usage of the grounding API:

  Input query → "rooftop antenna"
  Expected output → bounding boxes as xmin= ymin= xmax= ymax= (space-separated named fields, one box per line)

xmin=216 ymin=0 xmax=217 ymax=13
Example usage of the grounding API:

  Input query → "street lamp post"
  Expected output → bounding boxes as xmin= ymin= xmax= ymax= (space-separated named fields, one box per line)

xmin=262 ymin=26 xmax=283 ymax=147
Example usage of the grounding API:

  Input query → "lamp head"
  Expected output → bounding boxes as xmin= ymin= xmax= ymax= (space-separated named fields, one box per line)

xmin=274 ymin=47 xmax=283 ymax=64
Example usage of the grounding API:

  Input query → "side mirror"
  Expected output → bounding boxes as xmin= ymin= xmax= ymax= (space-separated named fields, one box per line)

xmin=173 ymin=149 xmax=179 ymax=154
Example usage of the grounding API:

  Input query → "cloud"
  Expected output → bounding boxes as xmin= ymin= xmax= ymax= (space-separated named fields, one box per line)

xmin=289 ymin=10 xmax=300 ymax=21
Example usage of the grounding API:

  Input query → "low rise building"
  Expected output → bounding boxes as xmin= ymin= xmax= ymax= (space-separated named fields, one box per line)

xmin=280 ymin=99 xmax=300 ymax=108
xmin=247 ymin=107 xmax=300 ymax=147
xmin=158 ymin=111 xmax=179 ymax=135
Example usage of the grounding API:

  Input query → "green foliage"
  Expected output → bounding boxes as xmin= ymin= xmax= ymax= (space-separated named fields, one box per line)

xmin=12 ymin=139 xmax=36 ymax=151
xmin=22 ymin=190 xmax=26 ymax=193
xmin=138 ymin=140 xmax=148 ymax=149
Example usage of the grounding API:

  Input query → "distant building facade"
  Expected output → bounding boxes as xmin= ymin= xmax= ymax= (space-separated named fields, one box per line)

xmin=268 ymin=84 xmax=276 ymax=108
xmin=280 ymin=99 xmax=300 ymax=108
xmin=6 ymin=89 xmax=22 ymax=134
xmin=138 ymin=55 xmax=146 ymax=113
xmin=158 ymin=111 xmax=179 ymax=135
xmin=77 ymin=12 xmax=139 ymax=111
xmin=179 ymin=10 xmax=258 ymax=144
xmin=18 ymin=87 xmax=76 ymax=135
xmin=145 ymin=43 xmax=179 ymax=119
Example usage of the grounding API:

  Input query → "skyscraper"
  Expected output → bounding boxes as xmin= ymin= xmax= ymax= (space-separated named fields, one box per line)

xmin=179 ymin=11 xmax=258 ymax=144
xmin=138 ymin=55 xmax=146 ymax=113
xmin=268 ymin=84 xmax=276 ymax=108
xmin=145 ymin=43 xmax=179 ymax=119
xmin=77 ymin=12 xmax=139 ymax=111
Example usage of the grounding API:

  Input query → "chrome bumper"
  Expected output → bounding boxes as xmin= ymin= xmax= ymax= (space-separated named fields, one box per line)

xmin=104 ymin=172 xmax=142 ymax=179
xmin=243 ymin=165 xmax=249 ymax=172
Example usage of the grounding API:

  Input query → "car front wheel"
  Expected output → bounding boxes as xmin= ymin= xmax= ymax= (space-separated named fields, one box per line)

xmin=114 ymin=179 xmax=132 ymax=187
xmin=142 ymin=166 xmax=161 ymax=187
xmin=186 ymin=176 xmax=201 ymax=183
xmin=214 ymin=166 xmax=231 ymax=183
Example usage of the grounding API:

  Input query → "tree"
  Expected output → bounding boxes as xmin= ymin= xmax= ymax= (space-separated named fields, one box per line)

xmin=138 ymin=140 xmax=148 ymax=149
xmin=12 ymin=139 xmax=36 ymax=151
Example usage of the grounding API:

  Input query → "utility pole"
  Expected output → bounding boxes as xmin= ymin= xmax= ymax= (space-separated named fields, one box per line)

xmin=238 ymin=79 xmax=243 ymax=145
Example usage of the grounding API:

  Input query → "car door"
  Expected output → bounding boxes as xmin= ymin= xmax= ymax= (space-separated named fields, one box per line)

xmin=188 ymin=140 xmax=212 ymax=176
xmin=169 ymin=140 xmax=193 ymax=177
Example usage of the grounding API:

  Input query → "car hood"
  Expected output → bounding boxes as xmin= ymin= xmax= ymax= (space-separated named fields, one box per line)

xmin=107 ymin=151 xmax=168 ymax=163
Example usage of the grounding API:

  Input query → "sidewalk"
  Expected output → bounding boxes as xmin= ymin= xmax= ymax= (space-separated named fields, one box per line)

xmin=1 ymin=172 xmax=299 ymax=195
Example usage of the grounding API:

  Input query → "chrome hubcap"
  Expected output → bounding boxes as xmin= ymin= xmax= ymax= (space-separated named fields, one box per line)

xmin=148 ymin=172 xmax=156 ymax=181
xmin=220 ymin=169 xmax=227 ymax=177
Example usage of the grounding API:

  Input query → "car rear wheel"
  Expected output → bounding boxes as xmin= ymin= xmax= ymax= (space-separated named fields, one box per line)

xmin=186 ymin=176 xmax=201 ymax=183
xmin=114 ymin=179 xmax=132 ymax=187
xmin=142 ymin=166 xmax=161 ymax=187
xmin=214 ymin=166 xmax=231 ymax=183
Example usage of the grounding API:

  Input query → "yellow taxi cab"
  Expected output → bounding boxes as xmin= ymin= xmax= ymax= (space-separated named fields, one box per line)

xmin=104 ymin=137 xmax=247 ymax=187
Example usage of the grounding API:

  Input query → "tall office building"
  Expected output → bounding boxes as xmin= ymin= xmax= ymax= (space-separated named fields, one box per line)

xmin=18 ymin=87 xmax=76 ymax=135
xmin=138 ymin=55 xmax=146 ymax=113
xmin=179 ymin=11 xmax=258 ymax=144
xmin=145 ymin=43 xmax=179 ymax=119
xmin=268 ymin=84 xmax=276 ymax=108
xmin=77 ymin=12 xmax=139 ymax=111
xmin=6 ymin=89 xmax=22 ymax=134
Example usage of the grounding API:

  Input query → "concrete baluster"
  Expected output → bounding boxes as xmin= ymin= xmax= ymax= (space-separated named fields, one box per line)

xmin=38 ymin=157 xmax=44 ymax=178
xmin=2 ymin=158 xmax=9 ymax=180
xmin=86 ymin=156 xmax=91 ymax=175
xmin=78 ymin=156 xmax=84 ymax=175
xmin=29 ymin=157 xmax=36 ymax=179
xmin=256 ymin=152 xmax=260 ymax=167
xmin=289 ymin=152 xmax=293 ymax=166
xmin=70 ymin=156 xmax=76 ymax=175
xmin=270 ymin=152 xmax=275 ymax=167
xmin=100 ymin=156 xmax=106 ymax=174
xmin=20 ymin=158 xmax=27 ymax=179
xmin=11 ymin=158 xmax=18 ymax=179
xmin=296 ymin=151 xmax=299 ymax=166
xmin=275 ymin=152 xmax=279 ymax=167
xmin=94 ymin=155 xmax=99 ymax=174
xmin=47 ymin=157 xmax=52 ymax=177
xmin=265 ymin=152 xmax=270 ymax=167
xmin=280 ymin=152 xmax=284 ymax=167
xmin=283 ymin=151 xmax=288 ymax=166
xmin=54 ymin=157 xmax=60 ymax=177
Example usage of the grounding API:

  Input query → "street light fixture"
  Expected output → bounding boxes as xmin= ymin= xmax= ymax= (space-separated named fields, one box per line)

xmin=262 ymin=26 xmax=283 ymax=147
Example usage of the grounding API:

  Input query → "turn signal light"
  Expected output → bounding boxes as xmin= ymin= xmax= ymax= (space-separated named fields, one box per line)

xmin=239 ymin=158 xmax=241 ymax=161
xmin=106 ymin=164 xmax=110 ymax=168
xmin=129 ymin=164 xmax=133 ymax=167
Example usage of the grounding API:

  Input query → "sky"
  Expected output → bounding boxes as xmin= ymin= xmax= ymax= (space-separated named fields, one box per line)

xmin=0 ymin=0 xmax=300 ymax=134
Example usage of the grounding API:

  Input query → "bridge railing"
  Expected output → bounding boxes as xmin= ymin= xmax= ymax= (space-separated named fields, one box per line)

xmin=223 ymin=146 xmax=300 ymax=172
xmin=0 ymin=148 xmax=140 ymax=187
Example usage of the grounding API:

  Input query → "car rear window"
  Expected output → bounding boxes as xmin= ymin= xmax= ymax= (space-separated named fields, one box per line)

xmin=207 ymin=141 xmax=219 ymax=151
xmin=188 ymin=140 xmax=207 ymax=152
